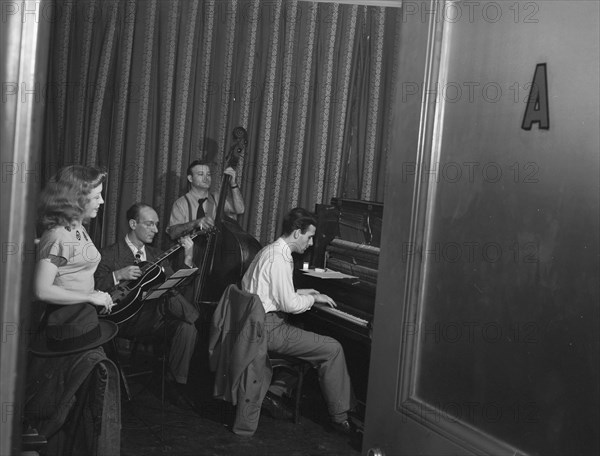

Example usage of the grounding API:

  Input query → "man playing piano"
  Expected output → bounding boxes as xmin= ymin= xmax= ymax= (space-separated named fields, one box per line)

xmin=241 ymin=207 xmax=357 ymax=435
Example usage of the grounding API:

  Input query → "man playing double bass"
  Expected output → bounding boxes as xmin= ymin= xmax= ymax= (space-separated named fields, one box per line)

xmin=167 ymin=159 xmax=245 ymax=240
xmin=167 ymin=159 xmax=253 ymax=305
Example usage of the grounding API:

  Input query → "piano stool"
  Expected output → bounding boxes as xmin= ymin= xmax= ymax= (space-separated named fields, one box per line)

xmin=268 ymin=352 xmax=312 ymax=424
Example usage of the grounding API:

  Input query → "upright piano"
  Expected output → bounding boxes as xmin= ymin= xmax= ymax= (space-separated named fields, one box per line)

xmin=293 ymin=198 xmax=383 ymax=421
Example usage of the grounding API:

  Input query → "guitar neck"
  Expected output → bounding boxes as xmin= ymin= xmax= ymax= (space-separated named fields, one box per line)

xmin=141 ymin=229 xmax=207 ymax=271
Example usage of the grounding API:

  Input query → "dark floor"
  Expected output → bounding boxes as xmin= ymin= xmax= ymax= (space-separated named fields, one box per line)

xmin=118 ymin=340 xmax=363 ymax=456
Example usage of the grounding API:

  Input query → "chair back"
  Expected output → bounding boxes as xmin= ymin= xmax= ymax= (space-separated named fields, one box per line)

xmin=208 ymin=283 xmax=272 ymax=436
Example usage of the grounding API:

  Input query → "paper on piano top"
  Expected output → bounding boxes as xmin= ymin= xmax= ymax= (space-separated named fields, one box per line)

xmin=300 ymin=268 xmax=357 ymax=279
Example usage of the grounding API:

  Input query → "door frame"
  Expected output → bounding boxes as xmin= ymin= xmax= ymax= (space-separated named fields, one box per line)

xmin=364 ymin=1 xmax=533 ymax=454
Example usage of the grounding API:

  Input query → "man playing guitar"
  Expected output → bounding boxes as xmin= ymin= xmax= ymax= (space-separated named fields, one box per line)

xmin=94 ymin=202 xmax=200 ymax=405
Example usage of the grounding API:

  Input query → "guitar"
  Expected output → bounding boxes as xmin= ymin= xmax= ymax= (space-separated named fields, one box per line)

xmin=99 ymin=228 xmax=209 ymax=324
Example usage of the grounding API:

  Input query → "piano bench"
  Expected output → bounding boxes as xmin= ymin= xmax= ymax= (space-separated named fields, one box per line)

xmin=268 ymin=352 xmax=311 ymax=424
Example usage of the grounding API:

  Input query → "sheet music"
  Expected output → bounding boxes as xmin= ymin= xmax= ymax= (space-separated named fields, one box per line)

xmin=300 ymin=268 xmax=357 ymax=280
xmin=144 ymin=267 xmax=198 ymax=300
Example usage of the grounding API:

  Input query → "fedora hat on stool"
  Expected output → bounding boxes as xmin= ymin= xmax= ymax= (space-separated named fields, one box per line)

xmin=30 ymin=303 xmax=118 ymax=357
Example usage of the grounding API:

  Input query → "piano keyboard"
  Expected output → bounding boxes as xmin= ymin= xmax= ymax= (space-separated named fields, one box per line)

xmin=312 ymin=302 xmax=369 ymax=327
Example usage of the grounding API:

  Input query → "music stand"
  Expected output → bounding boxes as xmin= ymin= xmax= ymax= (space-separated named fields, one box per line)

xmin=133 ymin=267 xmax=198 ymax=444
xmin=143 ymin=267 xmax=198 ymax=301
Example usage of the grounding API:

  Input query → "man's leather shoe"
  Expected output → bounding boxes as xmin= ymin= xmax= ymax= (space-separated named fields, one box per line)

xmin=261 ymin=392 xmax=293 ymax=421
xmin=329 ymin=419 xmax=356 ymax=436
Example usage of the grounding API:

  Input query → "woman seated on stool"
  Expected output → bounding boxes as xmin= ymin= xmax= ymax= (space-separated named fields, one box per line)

xmin=26 ymin=165 xmax=120 ymax=455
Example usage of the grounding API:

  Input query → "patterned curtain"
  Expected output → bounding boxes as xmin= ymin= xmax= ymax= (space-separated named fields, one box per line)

xmin=42 ymin=0 xmax=401 ymax=247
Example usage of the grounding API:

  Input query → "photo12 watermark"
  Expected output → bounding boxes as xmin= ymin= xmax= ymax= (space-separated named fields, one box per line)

xmin=1 ymin=1 xmax=136 ymax=25
xmin=402 ymin=240 xmax=539 ymax=264
xmin=400 ymin=399 xmax=539 ymax=426
xmin=403 ymin=320 xmax=539 ymax=345
xmin=400 ymin=80 xmax=544 ymax=105
xmin=401 ymin=1 xmax=540 ymax=24
xmin=400 ymin=161 xmax=540 ymax=184
xmin=1 ymin=160 xmax=148 ymax=185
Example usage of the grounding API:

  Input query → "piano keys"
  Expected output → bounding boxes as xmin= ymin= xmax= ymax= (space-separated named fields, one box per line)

xmin=310 ymin=301 xmax=371 ymax=340
xmin=311 ymin=302 xmax=369 ymax=329
xmin=295 ymin=271 xmax=374 ymax=343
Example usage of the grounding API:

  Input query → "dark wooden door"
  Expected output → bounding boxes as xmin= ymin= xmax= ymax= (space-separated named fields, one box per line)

xmin=363 ymin=1 xmax=599 ymax=455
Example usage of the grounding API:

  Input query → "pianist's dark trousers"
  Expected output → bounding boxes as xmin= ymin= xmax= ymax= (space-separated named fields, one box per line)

xmin=265 ymin=312 xmax=356 ymax=419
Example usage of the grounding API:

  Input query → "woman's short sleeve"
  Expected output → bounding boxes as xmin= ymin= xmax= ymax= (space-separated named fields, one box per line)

xmin=37 ymin=228 xmax=71 ymax=267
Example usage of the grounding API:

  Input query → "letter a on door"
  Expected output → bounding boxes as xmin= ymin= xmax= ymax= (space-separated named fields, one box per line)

xmin=522 ymin=63 xmax=549 ymax=130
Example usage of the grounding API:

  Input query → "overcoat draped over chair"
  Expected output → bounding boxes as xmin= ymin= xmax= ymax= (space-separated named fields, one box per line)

xmin=208 ymin=284 xmax=272 ymax=436
xmin=25 ymin=347 xmax=121 ymax=455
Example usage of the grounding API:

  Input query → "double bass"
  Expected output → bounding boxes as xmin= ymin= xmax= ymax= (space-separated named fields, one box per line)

xmin=194 ymin=127 xmax=262 ymax=303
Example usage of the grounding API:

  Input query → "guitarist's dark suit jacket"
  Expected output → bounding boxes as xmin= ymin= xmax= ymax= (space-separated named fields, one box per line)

xmin=95 ymin=237 xmax=199 ymax=384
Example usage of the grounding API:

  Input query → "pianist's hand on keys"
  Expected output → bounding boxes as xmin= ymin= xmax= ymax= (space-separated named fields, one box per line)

xmin=298 ymin=288 xmax=337 ymax=308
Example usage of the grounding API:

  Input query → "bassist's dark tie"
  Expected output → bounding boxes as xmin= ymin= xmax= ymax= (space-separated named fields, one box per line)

xmin=196 ymin=197 xmax=207 ymax=220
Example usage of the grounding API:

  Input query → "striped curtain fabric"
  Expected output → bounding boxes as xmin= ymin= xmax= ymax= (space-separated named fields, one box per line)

xmin=42 ymin=0 xmax=401 ymax=247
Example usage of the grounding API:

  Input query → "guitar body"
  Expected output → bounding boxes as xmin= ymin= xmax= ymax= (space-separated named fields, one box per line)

xmin=101 ymin=261 xmax=166 ymax=324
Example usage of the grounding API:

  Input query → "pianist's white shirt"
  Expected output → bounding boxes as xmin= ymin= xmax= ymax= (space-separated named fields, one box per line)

xmin=242 ymin=237 xmax=315 ymax=314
